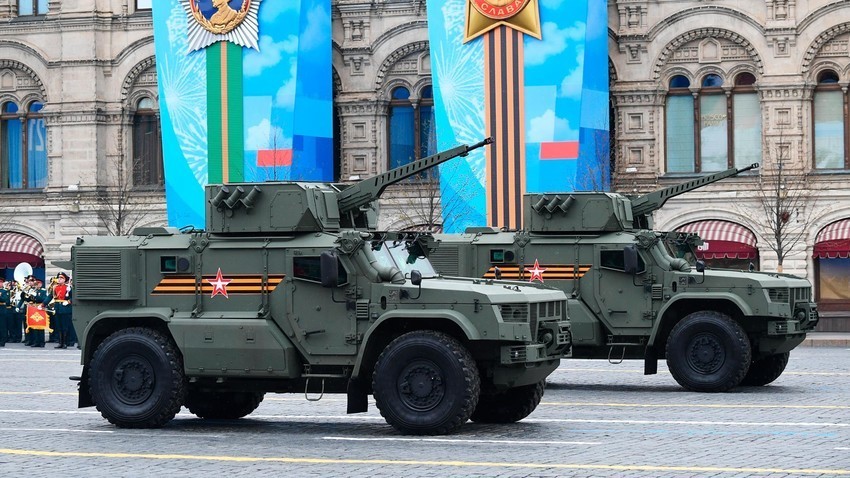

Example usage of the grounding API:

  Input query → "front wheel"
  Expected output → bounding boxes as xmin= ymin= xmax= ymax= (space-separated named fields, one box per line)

xmin=88 ymin=327 xmax=186 ymax=428
xmin=185 ymin=391 xmax=265 ymax=419
xmin=372 ymin=330 xmax=480 ymax=435
xmin=740 ymin=352 xmax=790 ymax=386
xmin=665 ymin=311 xmax=751 ymax=392
xmin=470 ymin=381 xmax=545 ymax=423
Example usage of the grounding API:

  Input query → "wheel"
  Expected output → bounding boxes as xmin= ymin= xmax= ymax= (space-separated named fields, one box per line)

xmin=372 ymin=330 xmax=480 ymax=435
xmin=185 ymin=391 xmax=265 ymax=419
xmin=470 ymin=380 xmax=545 ymax=423
xmin=88 ymin=327 xmax=186 ymax=428
xmin=740 ymin=352 xmax=790 ymax=386
xmin=665 ymin=311 xmax=751 ymax=392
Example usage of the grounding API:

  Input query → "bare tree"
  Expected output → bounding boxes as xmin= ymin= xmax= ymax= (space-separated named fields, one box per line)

xmin=74 ymin=150 xmax=162 ymax=236
xmin=385 ymin=166 xmax=481 ymax=232
xmin=744 ymin=130 xmax=818 ymax=272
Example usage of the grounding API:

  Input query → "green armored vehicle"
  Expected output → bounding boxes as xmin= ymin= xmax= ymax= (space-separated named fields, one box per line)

xmin=434 ymin=164 xmax=818 ymax=392
xmin=69 ymin=139 xmax=571 ymax=435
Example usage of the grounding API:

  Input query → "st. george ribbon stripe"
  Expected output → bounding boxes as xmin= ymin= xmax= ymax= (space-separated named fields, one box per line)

xmin=485 ymin=26 xmax=525 ymax=229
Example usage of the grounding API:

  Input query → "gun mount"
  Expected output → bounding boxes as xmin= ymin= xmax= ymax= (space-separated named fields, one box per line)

xmin=205 ymin=138 xmax=493 ymax=234
xmin=524 ymin=163 xmax=758 ymax=233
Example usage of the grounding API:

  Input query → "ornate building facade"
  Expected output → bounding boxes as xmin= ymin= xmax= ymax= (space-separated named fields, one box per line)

xmin=1 ymin=0 xmax=849 ymax=329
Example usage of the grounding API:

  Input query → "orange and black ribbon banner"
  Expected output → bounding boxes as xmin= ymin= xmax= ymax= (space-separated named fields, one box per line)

xmin=484 ymin=26 xmax=526 ymax=230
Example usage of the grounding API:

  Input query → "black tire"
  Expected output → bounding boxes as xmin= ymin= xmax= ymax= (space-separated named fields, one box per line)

xmin=185 ymin=391 xmax=265 ymax=419
xmin=740 ymin=352 xmax=790 ymax=386
xmin=372 ymin=330 xmax=480 ymax=435
xmin=470 ymin=380 xmax=545 ymax=423
xmin=88 ymin=327 xmax=186 ymax=428
xmin=665 ymin=311 xmax=751 ymax=392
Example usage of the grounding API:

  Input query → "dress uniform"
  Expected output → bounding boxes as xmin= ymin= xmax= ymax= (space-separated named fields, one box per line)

xmin=51 ymin=272 xmax=73 ymax=349
xmin=20 ymin=276 xmax=47 ymax=348
xmin=0 ymin=278 xmax=7 ymax=347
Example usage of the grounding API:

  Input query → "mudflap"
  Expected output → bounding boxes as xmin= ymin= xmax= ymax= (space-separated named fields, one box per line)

xmin=347 ymin=378 xmax=368 ymax=414
xmin=76 ymin=367 xmax=94 ymax=408
xmin=644 ymin=346 xmax=658 ymax=375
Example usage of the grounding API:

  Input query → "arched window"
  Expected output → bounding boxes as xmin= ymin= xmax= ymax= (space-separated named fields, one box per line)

xmin=813 ymin=69 xmax=845 ymax=169
xmin=1 ymin=100 xmax=47 ymax=189
xmin=732 ymin=73 xmax=761 ymax=169
xmin=665 ymin=75 xmax=695 ymax=173
xmin=388 ymin=86 xmax=415 ymax=169
xmin=665 ymin=72 xmax=761 ymax=173
xmin=132 ymin=97 xmax=163 ymax=187
xmin=18 ymin=0 xmax=48 ymax=16
xmin=387 ymin=85 xmax=437 ymax=170
xmin=698 ymin=74 xmax=727 ymax=172
xmin=26 ymin=102 xmax=47 ymax=188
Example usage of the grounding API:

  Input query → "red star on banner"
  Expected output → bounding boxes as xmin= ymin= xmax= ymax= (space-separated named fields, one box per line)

xmin=207 ymin=267 xmax=232 ymax=298
xmin=527 ymin=259 xmax=546 ymax=283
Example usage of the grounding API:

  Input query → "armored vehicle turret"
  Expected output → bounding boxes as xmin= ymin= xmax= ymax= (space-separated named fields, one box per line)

xmin=524 ymin=163 xmax=758 ymax=233
xmin=70 ymin=137 xmax=572 ymax=435
xmin=435 ymin=164 xmax=818 ymax=393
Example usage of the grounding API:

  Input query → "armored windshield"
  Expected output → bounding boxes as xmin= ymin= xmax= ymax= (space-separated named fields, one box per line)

xmin=374 ymin=242 xmax=438 ymax=277
xmin=662 ymin=232 xmax=698 ymax=266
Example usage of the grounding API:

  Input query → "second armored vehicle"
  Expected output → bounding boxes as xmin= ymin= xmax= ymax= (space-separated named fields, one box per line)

xmin=69 ymin=139 xmax=571 ymax=435
xmin=433 ymin=165 xmax=818 ymax=392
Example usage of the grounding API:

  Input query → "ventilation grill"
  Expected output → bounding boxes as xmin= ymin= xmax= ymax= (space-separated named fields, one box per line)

xmin=74 ymin=250 xmax=136 ymax=300
xmin=429 ymin=244 xmax=459 ymax=276
xmin=651 ymin=284 xmax=663 ymax=300
xmin=792 ymin=287 xmax=811 ymax=302
xmin=768 ymin=288 xmax=790 ymax=303
xmin=356 ymin=300 xmax=370 ymax=320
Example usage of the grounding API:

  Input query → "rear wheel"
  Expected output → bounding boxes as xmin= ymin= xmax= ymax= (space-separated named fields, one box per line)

xmin=372 ymin=330 xmax=480 ymax=435
xmin=666 ymin=311 xmax=751 ymax=392
xmin=470 ymin=380 xmax=545 ymax=423
xmin=185 ymin=391 xmax=265 ymax=419
xmin=88 ymin=327 xmax=186 ymax=428
xmin=740 ymin=352 xmax=790 ymax=386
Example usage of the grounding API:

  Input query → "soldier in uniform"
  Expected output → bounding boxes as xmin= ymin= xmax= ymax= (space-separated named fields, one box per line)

xmin=20 ymin=276 xmax=47 ymax=348
xmin=50 ymin=272 xmax=73 ymax=349
xmin=8 ymin=281 xmax=23 ymax=343
xmin=0 ymin=278 xmax=7 ymax=347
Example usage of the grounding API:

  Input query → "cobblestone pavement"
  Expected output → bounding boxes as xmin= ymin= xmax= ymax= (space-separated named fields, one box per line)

xmin=0 ymin=344 xmax=847 ymax=477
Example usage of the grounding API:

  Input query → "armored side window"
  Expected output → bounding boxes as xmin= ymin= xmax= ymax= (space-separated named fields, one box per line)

xmin=600 ymin=250 xmax=645 ymax=274
xmin=293 ymin=256 xmax=348 ymax=285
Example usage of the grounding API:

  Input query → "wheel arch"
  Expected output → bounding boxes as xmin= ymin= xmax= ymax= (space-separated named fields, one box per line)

xmin=351 ymin=312 xmax=478 ymax=384
xmin=650 ymin=296 xmax=747 ymax=354
xmin=82 ymin=308 xmax=176 ymax=365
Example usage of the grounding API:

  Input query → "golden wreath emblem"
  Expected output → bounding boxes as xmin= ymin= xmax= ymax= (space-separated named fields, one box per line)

xmin=190 ymin=0 xmax=252 ymax=36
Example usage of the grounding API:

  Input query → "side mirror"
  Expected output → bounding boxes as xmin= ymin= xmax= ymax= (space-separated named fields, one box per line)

xmin=623 ymin=245 xmax=639 ymax=275
xmin=320 ymin=251 xmax=339 ymax=288
xmin=494 ymin=266 xmax=502 ymax=280
xmin=410 ymin=269 xmax=422 ymax=286
xmin=695 ymin=260 xmax=706 ymax=273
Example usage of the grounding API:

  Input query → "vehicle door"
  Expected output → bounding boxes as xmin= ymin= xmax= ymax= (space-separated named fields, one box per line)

xmin=594 ymin=245 xmax=653 ymax=332
xmin=286 ymin=249 xmax=357 ymax=355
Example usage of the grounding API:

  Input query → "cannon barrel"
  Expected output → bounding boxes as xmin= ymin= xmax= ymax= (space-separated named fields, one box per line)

xmin=630 ymin=163 xmax=758 ymax=217
xmin=336 ymin=137 xmax=493 ymax=214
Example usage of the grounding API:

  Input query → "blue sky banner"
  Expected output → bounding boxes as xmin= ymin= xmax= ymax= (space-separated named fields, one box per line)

xmin=152 ymin=0 xmax=332 ymax=228
xmin=427 ymin=0 xmax=609 ymax=231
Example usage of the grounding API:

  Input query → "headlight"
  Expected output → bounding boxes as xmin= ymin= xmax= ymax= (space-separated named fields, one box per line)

xmin=498 ymin=304 xmax=529 ymax=322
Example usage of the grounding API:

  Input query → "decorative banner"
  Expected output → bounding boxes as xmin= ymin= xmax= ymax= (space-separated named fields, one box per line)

xmin=152 ymin=0 xmax=333 ymax=228
xmin=428 ymin=0 xmax=609 ymax=232
xmin=25 ymin=304 xmax=51 ymax=332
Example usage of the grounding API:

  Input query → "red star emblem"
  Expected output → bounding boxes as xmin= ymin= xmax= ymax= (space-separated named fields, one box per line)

xmin=527 ymin=259 xmax=546 ymax=283
xmin=206 ymin=267 xmax=232 ymax=298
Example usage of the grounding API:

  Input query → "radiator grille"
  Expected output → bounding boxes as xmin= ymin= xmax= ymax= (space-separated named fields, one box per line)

xmin=75 ymin=250 xmax=125 ymax=299
xmin=768 ymin=288 xmax=790 ymax=303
